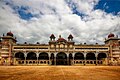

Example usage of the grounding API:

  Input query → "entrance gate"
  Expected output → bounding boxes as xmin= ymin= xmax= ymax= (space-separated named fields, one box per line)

xmin=56 ymin=52 xmax=67 ymax=65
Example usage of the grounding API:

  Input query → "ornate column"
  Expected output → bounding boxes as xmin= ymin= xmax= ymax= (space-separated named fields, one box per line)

xmin=24 ymin=53 xmax=27 ymax=65
xmin=83 ymin=53 xmax=87 ymax=65
xmin=95 ymin=52 xmax=98 ymax=65
xmin=72 ymin=53 xmax=75 ymax=65
xmin=36 ymin=53 xmax=39 ymax=65
xmin=66 ymin=53 xmax=69 ymax=65
xmin=106 ymin=53 xmax=108 ymax=65
xmin=54 ymin=53 xmax=57 ymax=65
xmin=48 ymin=53 xmax=51 ymax=65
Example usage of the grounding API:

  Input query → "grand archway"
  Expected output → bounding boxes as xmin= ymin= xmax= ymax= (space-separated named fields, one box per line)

xmin=56 ymin=52 xmax=67 ymax=65
xmin=15 ymin=52 xmax=25 ymax=60
xmin=97 ymin=53 xmax=107 ymax=60
xmin=86 ymin=53 xmax=96 ymax=60
xmin=69 ymin=53 xmax=72 ymax=65
xmin=50 ymin=53 xmax=54 ymax=65
xmin=86 ymin=52 xmax=96 ymax=64
xmin=26 ymin=52 xmax=36 ymax=60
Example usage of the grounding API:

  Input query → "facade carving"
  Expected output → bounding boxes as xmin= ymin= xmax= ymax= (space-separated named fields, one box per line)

xmin=0 ymin=32 xmax=120 ymax=66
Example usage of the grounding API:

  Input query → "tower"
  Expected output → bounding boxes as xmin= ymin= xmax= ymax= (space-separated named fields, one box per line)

xmin=105 ymin=33 xmax=120 ymax=65
xmin=0 ymin=31 xmax=17 ymax=65
xmin=49 ymin=34 xmax=56 ymax=49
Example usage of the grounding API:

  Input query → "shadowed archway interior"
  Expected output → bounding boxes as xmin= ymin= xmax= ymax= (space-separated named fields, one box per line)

xmin=56 ymin=52 xmax=67 ymax=65
xmin=74 ymin=52 xmax=84 ymax=60
xmin=15 ymin=52 xmax=25 ymax=60
xmin=27 ymin=52 xmax=36 ymax=60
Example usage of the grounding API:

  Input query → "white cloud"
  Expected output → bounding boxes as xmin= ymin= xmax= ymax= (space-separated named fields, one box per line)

xmin=0 ymin=0 xmax=120 ymax=44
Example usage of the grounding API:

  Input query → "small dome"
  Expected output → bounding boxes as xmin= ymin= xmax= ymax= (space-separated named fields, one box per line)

xmin=7 ymin=31 xmax=13 ymax=37
xmin=57 ymin=38 xmax=67 ymax=42
xmin=108 ymin=33 xmax=115 ymax=38
xmin=57 ymin=35 xmax=66 ymax=42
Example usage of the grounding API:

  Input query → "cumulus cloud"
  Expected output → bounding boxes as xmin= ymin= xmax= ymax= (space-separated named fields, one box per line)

xmin=0 ymin=0 xmax=120 ymax=44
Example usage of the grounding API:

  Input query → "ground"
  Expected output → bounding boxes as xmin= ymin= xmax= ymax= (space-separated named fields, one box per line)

xmin=0 ymin=66 xmax=120 ymax=80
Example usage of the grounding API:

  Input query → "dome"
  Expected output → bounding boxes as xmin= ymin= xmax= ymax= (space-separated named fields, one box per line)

xmin=57 ymin=38 xmax=67 ymax=42
xmin=108 ymin=33 xmax=115 ymax=38
xmin=7 ymin=31 xmax=13 ymax=37
xmin=57 ymin=35 xmax=66 ymax=42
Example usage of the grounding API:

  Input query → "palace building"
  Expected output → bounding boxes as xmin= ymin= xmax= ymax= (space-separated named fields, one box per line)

xmin=0 ymin=31 xmax=120 ymax=66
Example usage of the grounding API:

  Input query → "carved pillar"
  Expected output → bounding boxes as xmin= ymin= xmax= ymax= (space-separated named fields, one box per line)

xmin=72 ymin=53 xmax=75 ymax=65
xmin=67 ymin=53 xmax=69 ymax=65
xmin=36 ymin=53 xmax=39 ymax=65
xmin=54 ymin=53 xmax=57 ymax=65
xmin=84 ymin=53 xmax=87 ymax=65
xmin=24 ymin=53 xmax=27 ymax=65
xmin=48 ymin=53 xmax=51 ymax=65
xmin=95 ymin=52 xmax=98 ymax=65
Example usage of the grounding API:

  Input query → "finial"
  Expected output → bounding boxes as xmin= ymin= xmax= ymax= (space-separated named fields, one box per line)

xmin=59 ymin=35 xmax=61 ymax=38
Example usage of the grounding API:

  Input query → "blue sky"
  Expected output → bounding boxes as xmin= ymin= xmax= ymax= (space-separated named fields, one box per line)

xmin=0 ymin=0 xmax=120 ymax=44
xmin=95 ymin=0 xmax=120 ymax=15
xmin=15 ymin=0 xmax=120 ymax=20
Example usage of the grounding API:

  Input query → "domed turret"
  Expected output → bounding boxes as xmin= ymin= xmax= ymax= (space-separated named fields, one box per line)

xmin=108 ymin=33 xmax=115 ymax=38
xmin=7 ymin=31 xmax=14 ymax=37
xmin=50 ymin=34 xmax=55 ymax=41
xmin=68 ymin=34 xmax=73 ymax=41
xmin=50 ymin=34 xmax=55 ymax=39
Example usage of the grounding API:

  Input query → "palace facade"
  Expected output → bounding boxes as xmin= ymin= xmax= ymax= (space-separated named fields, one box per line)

xmin=0 ymin=32 xmax=120 ymax=66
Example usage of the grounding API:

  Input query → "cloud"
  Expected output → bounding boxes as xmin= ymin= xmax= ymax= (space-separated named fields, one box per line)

xmin=0 ymin=0 xmax=120 ymax=44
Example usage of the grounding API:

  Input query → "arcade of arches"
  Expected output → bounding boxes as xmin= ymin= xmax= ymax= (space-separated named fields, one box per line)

xmin=14 ymin=52 xmax=107 ymax=65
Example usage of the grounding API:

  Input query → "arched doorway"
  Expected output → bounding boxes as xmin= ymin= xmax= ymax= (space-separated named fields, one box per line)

xmin=15 ymin=52 xmax=25 ymax=60
xmin=27 ymin=52 xmax=36 ymax=60
xmin=86 ymin=53 xmax=95 ymax=60
xmin=97 ymin=53 xmax=107 ymax=60
xmin=74 ymin=52 xmax=84 ymax=60
xmin=39 ymin=52 xmax=49 ymax=60
xmin=97 ymin=53 xmax=107 ymax=64
xmin=56 ymin=52 xmax=67 ymax=65
xmin=50 ymin=53 xmax=54 ymax=65
xmin=69 ymin=53 xmax=72 ymax=65
xmin=86 ymin=52 xmax=96 ymax=64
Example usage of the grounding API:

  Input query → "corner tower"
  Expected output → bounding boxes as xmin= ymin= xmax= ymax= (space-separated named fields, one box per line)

xmin=105 ymin=33 xmax=120 ymax=65
xmin=0 ymin=31 xmax=17 ymax=65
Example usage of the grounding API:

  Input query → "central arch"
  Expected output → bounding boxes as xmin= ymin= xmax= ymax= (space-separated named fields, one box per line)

xmin=56 ymin=52 xmax=67 ymax=65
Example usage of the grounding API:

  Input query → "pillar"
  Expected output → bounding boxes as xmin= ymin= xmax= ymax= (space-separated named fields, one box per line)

xmin=67 ymin=53 xmax=69 ymax=65
xmin=48 ymin=53 xmax=51 ymax=65
xmin=72 ymin=53 xmax=75 ymax=65
xmin=54 ymin=53 xmax=57 ymax=65
xmin=36 ymin=53 xmax=39 ymax=65
xmin=95 ymin=52 xmax=98 ymax=65
xmin=24 ymin=53 xmax=27 ymax=65
xmin=84 ymin=53 xmax=87 ymax=65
